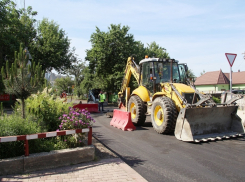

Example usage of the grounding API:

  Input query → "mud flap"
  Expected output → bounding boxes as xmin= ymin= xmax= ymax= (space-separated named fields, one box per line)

xmin=175 ymin=106 xmax=245 ymax=142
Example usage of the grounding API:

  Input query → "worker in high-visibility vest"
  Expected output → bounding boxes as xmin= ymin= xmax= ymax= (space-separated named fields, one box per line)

xmin=98 ymin=91 xmax=105 ymax=112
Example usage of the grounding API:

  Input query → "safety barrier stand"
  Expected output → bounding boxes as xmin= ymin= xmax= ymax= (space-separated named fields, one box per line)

xmin=0 ymin=127 xmax=93 ymax=156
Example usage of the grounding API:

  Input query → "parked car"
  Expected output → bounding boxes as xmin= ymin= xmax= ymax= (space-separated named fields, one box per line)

xmin=231 ymin=90 xmax=245 ymax=94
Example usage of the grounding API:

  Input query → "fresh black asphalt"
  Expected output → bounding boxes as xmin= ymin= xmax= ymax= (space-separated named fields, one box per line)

xmin=91 ymin=108 xmax=245 ymax=182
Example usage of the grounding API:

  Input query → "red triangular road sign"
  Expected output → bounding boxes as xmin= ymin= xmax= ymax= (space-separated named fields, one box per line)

xmin=225 ymin=53 xmax=237 ymax=67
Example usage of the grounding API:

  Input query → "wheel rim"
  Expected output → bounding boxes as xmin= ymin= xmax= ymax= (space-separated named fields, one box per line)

xmin=130 ymin=102 xmax=137 ymax=119
xmin=154 ymin=105 xmax=164 ymax=126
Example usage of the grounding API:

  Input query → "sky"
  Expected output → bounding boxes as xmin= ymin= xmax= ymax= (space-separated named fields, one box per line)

xmin=15 ymin=0 xmax=245 ymax=77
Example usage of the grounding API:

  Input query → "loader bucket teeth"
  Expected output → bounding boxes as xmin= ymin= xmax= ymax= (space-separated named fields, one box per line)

xmin=174 ymin=106 xmax=245 ymax=142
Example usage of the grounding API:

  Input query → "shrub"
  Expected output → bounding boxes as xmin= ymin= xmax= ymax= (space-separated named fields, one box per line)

xmin=25 ymin=87 xmax=73 ymax=131
xmin=0 ymin=113 xmax=41 ymax=158
xmin=0 ymin=89 xmax=93 ymax=159
xmin=212 ymin=96 xmax=221 ymax=103
xmin=0 ymin=113 xmax=69 ymax=159
xmin=57 ymin=107 xmax=95 ymax=148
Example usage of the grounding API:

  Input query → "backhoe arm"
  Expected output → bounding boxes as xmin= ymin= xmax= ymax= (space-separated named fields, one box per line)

xmin=118 ymin=57 xmax=140 ymax=107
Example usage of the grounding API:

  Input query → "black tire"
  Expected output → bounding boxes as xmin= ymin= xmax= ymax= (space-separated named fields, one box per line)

xmin=128 ymin=95 xmax=146 ymax=126
xmin=151 ymin=97 xmax=178 ymax=134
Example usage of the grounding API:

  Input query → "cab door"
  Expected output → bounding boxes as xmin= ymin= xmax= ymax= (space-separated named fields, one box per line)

xmin=178 ymin=64 xmax=188 ymax=84
xmin=141 ymin=62 xmax=154 ymax=94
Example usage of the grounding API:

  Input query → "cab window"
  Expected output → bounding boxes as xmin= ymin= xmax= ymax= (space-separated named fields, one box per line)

xmin=178 ymin=64 xmax=187 ymax=83
xmin=141 ymin=62 xmax=153 ymax=93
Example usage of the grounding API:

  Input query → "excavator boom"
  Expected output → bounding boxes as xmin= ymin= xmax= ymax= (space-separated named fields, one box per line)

xmin=118 ymin=57 xmax=140 ymax=109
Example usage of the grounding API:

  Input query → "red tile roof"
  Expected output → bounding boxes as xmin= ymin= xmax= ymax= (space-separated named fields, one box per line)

xmin=227 ymin=71 xmax=245 ymax=84
xmin=194 ymin=70 xmax=245 ymax=85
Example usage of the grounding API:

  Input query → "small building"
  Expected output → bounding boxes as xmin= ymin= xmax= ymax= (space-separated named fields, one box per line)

xmin=194 ymin=70 xmax=245 ymax=93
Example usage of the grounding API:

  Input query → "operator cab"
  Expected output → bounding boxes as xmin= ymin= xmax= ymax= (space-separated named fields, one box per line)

xmin=139 ymin=57 xmax=188 ymax=93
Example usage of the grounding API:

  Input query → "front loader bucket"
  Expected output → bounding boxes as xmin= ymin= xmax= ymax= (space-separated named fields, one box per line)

xmin=175 ymin=106 xmax=245 ymax=142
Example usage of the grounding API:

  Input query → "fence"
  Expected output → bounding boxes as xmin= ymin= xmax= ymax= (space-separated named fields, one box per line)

xmin=0 ymin=127 xmax=92 ymax=156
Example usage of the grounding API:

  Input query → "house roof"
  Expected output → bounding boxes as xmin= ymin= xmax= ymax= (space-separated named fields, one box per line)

xmin=194 ymin=70 xmax=245 ymax=85
xmin=226 ymin=71 xmax=245 ymax=84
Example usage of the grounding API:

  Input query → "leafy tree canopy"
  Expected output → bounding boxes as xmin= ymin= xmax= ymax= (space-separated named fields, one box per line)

xmin=66 ymin=54 xmax=87 ymax=97
xmin=30 ymin=18 xmax=75 ymax=73
xmin=200 ymin=70 xmax=206 ymax=76
xmin=85 ymin=24 xmax=172 ymax=93
xmin=85 ymin=24 xmax=145 ymax=92
xmin=54 ymin=77 xmax=74 ymax=95
xmin=0 ymin=1 xmax=37 ymax=64
xmin=145 ymin=41 xmax=169 ymax=58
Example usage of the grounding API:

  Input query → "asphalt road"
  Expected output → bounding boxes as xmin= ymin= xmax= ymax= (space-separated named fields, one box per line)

xmin=91 ymin=109 xmax=245 ymax=182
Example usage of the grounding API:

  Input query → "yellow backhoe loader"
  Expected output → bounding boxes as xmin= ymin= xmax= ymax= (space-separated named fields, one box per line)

xmin=117 ymin=56 xmax=245 ymax=142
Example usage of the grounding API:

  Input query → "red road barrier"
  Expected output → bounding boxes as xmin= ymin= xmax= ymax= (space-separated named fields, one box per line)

xmin=0 ymin=127 xmax=92 ymax=156
xmin=73 ymin=103 xmax=99 ymax=113
xmin=110 ymin=109 xmax=136 ymax=131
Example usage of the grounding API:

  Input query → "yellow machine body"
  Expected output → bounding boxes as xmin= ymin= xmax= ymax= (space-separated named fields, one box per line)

xmin=117 ymin=56 xmax=245 ymax=142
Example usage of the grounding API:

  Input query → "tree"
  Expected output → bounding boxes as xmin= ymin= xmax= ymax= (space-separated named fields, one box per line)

xmin=1 ymin=44 xmax=44 ymax=118
xmin=0 ymin=1 xmax=37 ymax=93
xmin=145 ymin=41 xmax=169 ymax=58
xmin=186 ymin=69 xmax=196 ymax=84
xmin=79 ymin=67 xmax=98 ymax=95
xmin=67 ymin=57 xmax=86 ymax=87
xmin=187 ymin=69 xmax=195 ymax=78
xmin=0 ymin=1 xmax=37 ymax=64
xmin=54 ymin=77 xmax=74 ymax=95
xmin=67 ymin=59 xmax=86 ymax=97
xmin=30 ymin=18 xmax=75 ymax=73
xmin=200 ymin=70 xmax=206 ymax=76
xmin=86 ymin=24 xmax=145 ymax=93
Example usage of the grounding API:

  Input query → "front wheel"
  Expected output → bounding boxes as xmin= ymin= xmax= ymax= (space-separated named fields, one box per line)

xmin=128 ymin=95 xmax=146 ymax=126
xmin=151 ymin=97 xmax=177 ymax=134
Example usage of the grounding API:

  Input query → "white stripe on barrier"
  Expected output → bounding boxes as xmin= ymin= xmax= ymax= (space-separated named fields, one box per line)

xmin=46 ymin=132 xmax=57 ymax=137
xmin=0 ymin=128 xmax=92 ymax=142
xmin=0 ymin=136 xmax=17 ymax=142
xmin=66 ymin=130 xmax=75 ymax=135
xmin=83 ymin=128 xmax=89 ymax=133
xmin=26 ymin=134 xmax=38 ymax=140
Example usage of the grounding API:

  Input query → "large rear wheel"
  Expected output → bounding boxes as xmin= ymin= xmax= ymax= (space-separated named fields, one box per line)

xmin=128 ymin=95 xmax=146 ymax=126
xmin=151 ymin=97 xmax=177 ymax=134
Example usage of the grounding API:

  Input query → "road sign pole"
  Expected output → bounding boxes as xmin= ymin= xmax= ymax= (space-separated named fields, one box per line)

xmin=230 ymin=66 xmax=232 ymax=94
xmin=225 ymin=53 xmax=237 ymax=94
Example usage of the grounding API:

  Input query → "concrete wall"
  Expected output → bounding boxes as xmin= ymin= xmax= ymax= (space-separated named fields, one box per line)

xmin=0 ymin=145 xmax=95 ymax=176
